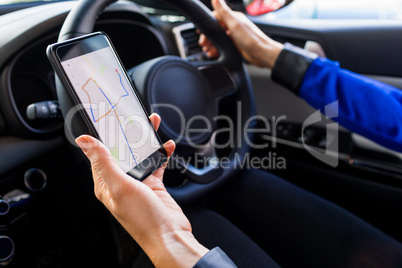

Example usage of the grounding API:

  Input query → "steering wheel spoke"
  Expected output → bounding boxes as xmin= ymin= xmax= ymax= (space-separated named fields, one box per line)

xmin=198 ymin=65 xmax=238 ymax=99
xmin=172 ymin=131 xmax=223 ymax=184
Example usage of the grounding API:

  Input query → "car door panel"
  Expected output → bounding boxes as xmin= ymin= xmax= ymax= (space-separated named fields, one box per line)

xmin=246 ymin=16 xmax=402 ymax=240
xmin=252 ymin=18 xmax=402 ymax=76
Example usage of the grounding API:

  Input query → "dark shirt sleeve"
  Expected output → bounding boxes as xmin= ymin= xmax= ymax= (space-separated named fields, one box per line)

xmin=271 ymin=43 xmax=402 ymax=152
xmin=193 ymin=247 xmax=237 ymax=268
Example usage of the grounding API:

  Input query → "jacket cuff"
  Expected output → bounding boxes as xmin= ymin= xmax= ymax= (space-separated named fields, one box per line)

xmin=271 ymin=43 xmax=318 ymax=95
xmin=193 ymin=247 xmax=237 ymax=268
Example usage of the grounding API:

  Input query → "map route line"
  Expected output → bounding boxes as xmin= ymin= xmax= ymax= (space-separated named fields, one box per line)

xmin=81 ymin=69 xmax=138 ymax=166
xmin=82 ymin=71 xmax=129 ymax=123
xmin=83 ymin=55 xmax=96 ymax=79
xmin=80 ymin=80 xmax=97 ymax=122
xmin=115 ymin=68 xmax=129 ymax=97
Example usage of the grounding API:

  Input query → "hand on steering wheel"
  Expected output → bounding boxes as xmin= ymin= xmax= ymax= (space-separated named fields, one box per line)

xmin=75 ymin=113 xmax=208 ymax=268
xmin=199 ymin=0 xmax=283 ymax=69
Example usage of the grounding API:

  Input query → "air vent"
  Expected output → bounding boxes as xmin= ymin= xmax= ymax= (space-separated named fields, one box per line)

xmin=173 ymin=23 xmax=202 ymax=59
xmin=181 ymin=28 xmax=202 ymax=55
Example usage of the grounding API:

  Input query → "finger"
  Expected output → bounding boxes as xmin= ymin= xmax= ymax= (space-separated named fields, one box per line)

xmin=202 ymin=44 xmax=211 ymax=52
xmin=149 ymin=113 xmax=161 ymax=131
xmin=198 ymin=34 xmax=209 ymax=47
xmin=203 ymin=44 xmax=219 ymax=58
xmin=211 ymin=10 xmax=228 ymax=30
xmin=156 ymin=139 xmax=175 ymax=177
xmin=144 ymin=140 xmax=176 ymax=184
xmin=164 ymin=139 xmax=176 ymax=158
xmin=200 ymin=37 xmax=219 ymax=58
xmin=75 ymin=135 xmax=127 ymax=184
xmin=212 ymin=0 xmax=237 ymax=27
xmin=208 ymin=49 xmax=219 ymax=59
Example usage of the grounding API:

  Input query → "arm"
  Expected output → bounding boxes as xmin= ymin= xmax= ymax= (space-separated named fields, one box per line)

xmin=201 ymin=0 xmax=402 ymax=152
xmin=194 ymin=247 xmax=237 ymax=268
xmin=75 ymin=113 xmax=236 ymax=268
xmin=272 ymin=44 xmax=402 ymax=152
xmin=301 ymin=57 xmax=402 ymax=152
xmin=75 ymin=114 xmax=208 ymax=268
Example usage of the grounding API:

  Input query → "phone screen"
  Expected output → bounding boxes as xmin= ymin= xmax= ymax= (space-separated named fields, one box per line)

xmin=56 ymin=34 xmax=161 ymax=173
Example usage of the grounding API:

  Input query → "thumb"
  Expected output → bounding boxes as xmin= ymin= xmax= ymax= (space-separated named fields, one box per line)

xmin=75 ymin=135 xmax=127 ymax=183
xmin=212 ymin=0 xmax=236 ymax=27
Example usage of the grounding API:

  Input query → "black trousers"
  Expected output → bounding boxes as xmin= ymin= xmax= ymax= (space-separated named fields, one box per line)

xmin=134 ymin=169 xmax=402 ymax=267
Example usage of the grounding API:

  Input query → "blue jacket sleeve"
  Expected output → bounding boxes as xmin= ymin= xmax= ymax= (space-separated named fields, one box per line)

xmin=300 ymin=57 xmax=402 ymax=152
xmin=193 ymin=247 xmax=237 ymax=268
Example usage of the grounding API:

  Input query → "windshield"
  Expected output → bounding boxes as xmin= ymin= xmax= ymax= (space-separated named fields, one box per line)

xmin=269 ymin=0 xmax=402 ymax=20
xmin=0 ymin=0 xmax=68 ymax=5
xmin=4 ymin=0 xmax=402 ymax=20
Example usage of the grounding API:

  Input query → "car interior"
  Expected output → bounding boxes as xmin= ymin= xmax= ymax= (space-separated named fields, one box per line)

xmin=0 ymin=0 xmax=402 ymax=267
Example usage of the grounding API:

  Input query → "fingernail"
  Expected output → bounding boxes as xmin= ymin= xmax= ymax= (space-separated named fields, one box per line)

xmin=75 ymin=136 xmax=89 ymax=153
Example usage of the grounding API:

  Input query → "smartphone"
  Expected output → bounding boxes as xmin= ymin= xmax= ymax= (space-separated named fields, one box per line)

xmin=47 ymin=32 xmax=168 ymax=181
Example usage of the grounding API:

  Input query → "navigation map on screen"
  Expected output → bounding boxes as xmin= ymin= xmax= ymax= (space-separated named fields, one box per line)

xmin=61 ymin=46 xmax=159 ymax=172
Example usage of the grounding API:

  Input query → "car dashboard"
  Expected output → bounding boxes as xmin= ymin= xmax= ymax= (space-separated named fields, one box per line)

xmin=0 ymin=1 xmax=201 ymax=266
xmin=1 ymin=0 xmax=402 ymax=267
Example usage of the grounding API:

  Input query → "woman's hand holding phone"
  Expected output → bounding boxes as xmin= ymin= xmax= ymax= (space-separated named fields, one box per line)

xmin=75 ymin=113 xmax=209 ymax=268
xmin=47 ymin=32 xmax=168 ymax=181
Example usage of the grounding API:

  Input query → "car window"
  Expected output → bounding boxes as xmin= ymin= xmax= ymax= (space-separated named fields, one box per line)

xmin=263 ymin=0 xmax=402 ymax=20
xmin=0 ymin=0 xmax=69 ymax=6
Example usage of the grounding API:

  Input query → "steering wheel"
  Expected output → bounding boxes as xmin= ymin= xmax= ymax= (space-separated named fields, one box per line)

xmin=56 ymin=0 xmax=256 ymax=205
